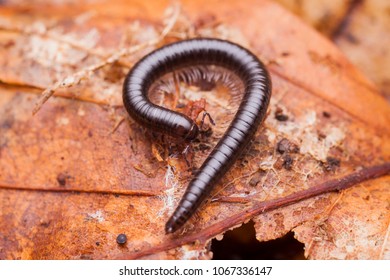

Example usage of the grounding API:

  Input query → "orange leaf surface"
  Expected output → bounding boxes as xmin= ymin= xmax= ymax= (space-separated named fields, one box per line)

xmin=0 ymin=0 xmax=389 ymax=259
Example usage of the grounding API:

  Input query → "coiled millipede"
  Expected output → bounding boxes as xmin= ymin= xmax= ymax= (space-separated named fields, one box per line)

xmin=123 ymin=38 xmax=272 ymax=233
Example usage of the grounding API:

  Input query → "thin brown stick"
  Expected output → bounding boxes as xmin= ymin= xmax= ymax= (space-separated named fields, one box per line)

xmin=0 ymin=182 xmax=159 ymax=196
xmin=31 ymin=4 xmax=181 ymax=115
xmin=331 ymin=0 xmax=363 ymax=40
xmin=117 ymin=162 xmax=390 ymax=259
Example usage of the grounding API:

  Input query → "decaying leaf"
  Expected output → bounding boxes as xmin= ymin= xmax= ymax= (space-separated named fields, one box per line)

xmin=274 ymin=0 xmax=390 ymax=101
xmin=0 ymin=0 xmax=389 ymax=260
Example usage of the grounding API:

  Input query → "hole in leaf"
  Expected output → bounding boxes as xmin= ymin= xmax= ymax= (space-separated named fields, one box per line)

xmin=211 ymin=220 xmax=305 ymax=259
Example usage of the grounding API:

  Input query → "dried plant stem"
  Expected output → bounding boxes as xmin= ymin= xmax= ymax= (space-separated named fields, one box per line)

xmin=0 ymin=18 xmax=105 ymax=57
xmin=29 ymin=4 xmax=180 ymax=115
xmin=119 ymin=162 xmax=390 ymax=259
xmin=0 ymin=182 xmax=159 ymax=196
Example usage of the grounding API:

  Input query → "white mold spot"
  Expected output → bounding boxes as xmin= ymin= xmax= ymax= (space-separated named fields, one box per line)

xmin=87 ymin=210 xmax=105 ymax=223
xmin=157 ymin=163 xmax=179 ymax=217
xmin=265 ymin=106 xmax=346 ymax=162
xmin=56 ymin=117 xmax=70 ymax=126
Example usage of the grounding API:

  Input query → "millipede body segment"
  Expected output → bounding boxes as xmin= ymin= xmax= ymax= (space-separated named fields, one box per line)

xmin=123 ymin=38 xmax=272 ymax=233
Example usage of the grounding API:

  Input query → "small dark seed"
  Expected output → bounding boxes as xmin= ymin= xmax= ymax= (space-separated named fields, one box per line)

xmin=276 ymin=114 xmax=288 ymax=121
xmin=116 ymin=233 xmax=127 ymax=245
xmin=327 ymin=157 xmax=340 ymax=166
xmin=276 ymin=138 xmax=289 ymax=154
xmin=322 ymin=157 xmax=341 ymax=172
xmin=56 ymin=173 xmax=68 ymax=186
xmin=282 ymin=154 xmax=294 ymax=170
xmin=276 ymin=138 xmax=300 ymax=154
xmin=275 ymin=108 xmax=289 ymax=121
xmin=318 ymin=132 xmax=326 ymax=140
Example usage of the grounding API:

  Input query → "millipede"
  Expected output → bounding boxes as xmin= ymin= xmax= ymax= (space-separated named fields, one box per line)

xmin=122 ymin=38 xmax=272 ymax=233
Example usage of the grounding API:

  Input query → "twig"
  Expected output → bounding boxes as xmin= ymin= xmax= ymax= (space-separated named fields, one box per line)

xmin=31 ymin=4 xmax=181 ymax=115
xmin=0 ymin=182 xmax=159 ymax=196
xmin=117 ymin=162 xmax=390 ymax=259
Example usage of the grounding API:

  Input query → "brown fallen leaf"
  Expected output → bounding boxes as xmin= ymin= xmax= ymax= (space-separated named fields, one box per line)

xmin=273 ymin=0 xmax=351 ymax=36
xmin=0 ymin=0 xmax=389 ymax=260
xmin=274 ymin=0 xmax=390 ymax=101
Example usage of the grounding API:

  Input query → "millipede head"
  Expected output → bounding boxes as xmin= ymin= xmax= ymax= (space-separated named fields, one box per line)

xmin=184 ymin=123 xmax=199 ymax=141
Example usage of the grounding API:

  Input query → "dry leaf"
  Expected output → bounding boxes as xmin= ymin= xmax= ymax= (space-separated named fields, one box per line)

xmin=0 ymin=0 xmax=389 ymax=260
xmin=275 ymin=0 xmax=390 ymax=101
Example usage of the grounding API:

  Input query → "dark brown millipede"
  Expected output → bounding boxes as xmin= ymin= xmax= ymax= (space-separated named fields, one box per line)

xmin=122 ymin=38 xmax=272 ymax=233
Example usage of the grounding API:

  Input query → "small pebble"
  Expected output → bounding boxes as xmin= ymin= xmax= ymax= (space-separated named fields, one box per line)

xmin=275 ymin=108 xmax=289 ymax=121
xmin=116 ymin=234 xmax=127 ymax=245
